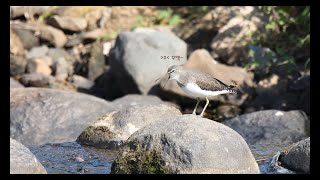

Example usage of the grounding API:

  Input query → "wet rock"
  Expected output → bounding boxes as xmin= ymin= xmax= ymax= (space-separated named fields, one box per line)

xmin=11 ymin=21 xmax=67 ymax=48
xmin=26 ymin=45 xmax=49 ymax=59
xmin=10 ymin=28 xmax=25 ymax=56
xmin=210 ymin=6 xmax=267 ymax=65
xmin=12 ymin=28 xmax=40 ymax=50
xmin=223 ymin=110 xmax=310 ymax=145
xmin=88 ymin=42 xmax=106 ymax=81
xmin=111 ymin=94 xmax=165 ymax=110
xmin=10 ymin=138 xmax=47 ymax=174
xmin=10 ymin=6 xmax=49 ymax=19
xmin=27 ymin=58 xmax=52 ymax=76
xmin=10 ymin=88 xmax=113 ymax=147
xmin=279 ymin=137 xmax=310 ymax=173
xmin=72 ymin=75 xmax=94 ymax=89
xmin=19 ymin=73 xmax=52 ymax=87
xmin=52 ymin=57 xmax=74 ymax=81
xmin=47 ymin=15 xmax=88 ymax=32
xmin=10 ymin=77 xmax=24 ymax=88
xmin=10 ymin=55 xmax=27 ymax=76
xmin=31 ymin=141 xmax=116 ymax=174
xmin=159 ymin=49 xmax=254 ymax=106
xmin=109 ymin=31 xmax=187 ymax=95
xmin=111 ymin=115 xmax=260 ymax=174
xmin=77 ymin=104 xmax=181 ymax=149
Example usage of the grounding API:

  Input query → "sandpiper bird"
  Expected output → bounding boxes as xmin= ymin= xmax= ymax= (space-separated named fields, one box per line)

xmin=164 ymin=65 xmax=237 ymax=117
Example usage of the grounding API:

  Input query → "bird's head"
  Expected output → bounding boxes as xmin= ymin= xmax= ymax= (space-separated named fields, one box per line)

xmin=167 ymin=65 xmax=182 ymax=81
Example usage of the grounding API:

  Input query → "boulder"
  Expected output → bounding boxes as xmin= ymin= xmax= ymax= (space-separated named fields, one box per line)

xmin=47 ymin=15 xmax=88 ymax=32
xmin=10 ymin=55 xmax=27 ymax=76
xmin=111 ymin=115 xmax=260 ymax=174
xmin=109 ymin=31 xmax=187 ymax=95
xmin=210 ymin=6 xmax=267 ymax=65
xmin=10 ymin=78 xmax=24 ymax=88
xmin=10 ymin=138 xmax=47 ymax=174
xmin=10 ymin=88 xmax=113 ymax=147
xmin=88 ymin=42 xmax=106 ymax=81
xmin=77 ymin=104 xmax=181 ymax=149
xmin=111 ymin=94 xmax=165 ymax=110
xmin=280 ymin=137 xmax=310 ymax=173
xmin=223 ymin=110 xmax=310 ymax=145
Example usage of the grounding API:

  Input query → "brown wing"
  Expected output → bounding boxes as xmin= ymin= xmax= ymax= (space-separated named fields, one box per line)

xmin=195 ymin=74 xmax=230 ymax=91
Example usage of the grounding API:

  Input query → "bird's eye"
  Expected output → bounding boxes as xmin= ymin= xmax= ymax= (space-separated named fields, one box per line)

xmin=171 ymin=69 xmax=175 ymax=73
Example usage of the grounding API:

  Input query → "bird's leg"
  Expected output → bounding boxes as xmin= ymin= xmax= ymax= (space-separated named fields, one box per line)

xmin=192 ymin=97 xmax=200 ymax=115
xmin=200 ymin=97 xmax=210 ymax=117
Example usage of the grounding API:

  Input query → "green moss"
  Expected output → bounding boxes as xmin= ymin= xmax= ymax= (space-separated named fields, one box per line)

xmin=111 ymin=144 xmax=175 ymax=174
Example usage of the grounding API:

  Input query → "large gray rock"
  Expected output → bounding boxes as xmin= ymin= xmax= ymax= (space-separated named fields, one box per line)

xmin=109 ymin=31 xmax=187 ymax=95
xmin=10 ymin=138 xmax=47 ymax=174
xmin=10 ymin=78 xmax=24 ymax=88
xmin=280 ymin=137 xmax=310 ymax=173
xmin=223 ymin=110 xmax=310 ymax=145
xmin=111 ymin=115 xmax=260 ymax=174
xmin=77 ymin=104 xmax=181 ymax=149
xmin=111 ymin=94 xmax=165 ymax=110
xmin=10 ymin=88 xmax=113 ymax=148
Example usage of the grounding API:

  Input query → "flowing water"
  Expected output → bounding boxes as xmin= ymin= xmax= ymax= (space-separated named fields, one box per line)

xmin=32 ymin=141 xmax=294 ymax=174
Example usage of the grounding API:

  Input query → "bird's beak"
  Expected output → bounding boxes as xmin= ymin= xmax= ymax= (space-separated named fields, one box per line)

xmin=163 ymin=74 xmax=170 ymax=88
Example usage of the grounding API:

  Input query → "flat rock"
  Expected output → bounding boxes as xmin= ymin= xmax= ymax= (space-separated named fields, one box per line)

xmin=47 ymin=15 xmax=88 ymax=32
xmin=223 ymin=110 xmax=310 ymax=145
xmin=109 ymin=30 xmax=187 ymax=95
xmin=10 ymin=78 xmax=24 ymax=88
xmin=210 ymin=6 xmax=267 ymax=65
xmin=10 ymin=88 xmax=113 ymax=147
xmin=77 ymin=104 xmax=181 ymax=149
xmin=10 ymin=138 xmax=47 ymax=174
xmin=280 ymin=137 xmax=310 ymax=173
xmin=111 ymin=115 xmax=260 ymax=174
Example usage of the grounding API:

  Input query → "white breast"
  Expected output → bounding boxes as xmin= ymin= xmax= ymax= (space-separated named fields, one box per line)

xmin=181 ymin=83 xmax=230 ymax=98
